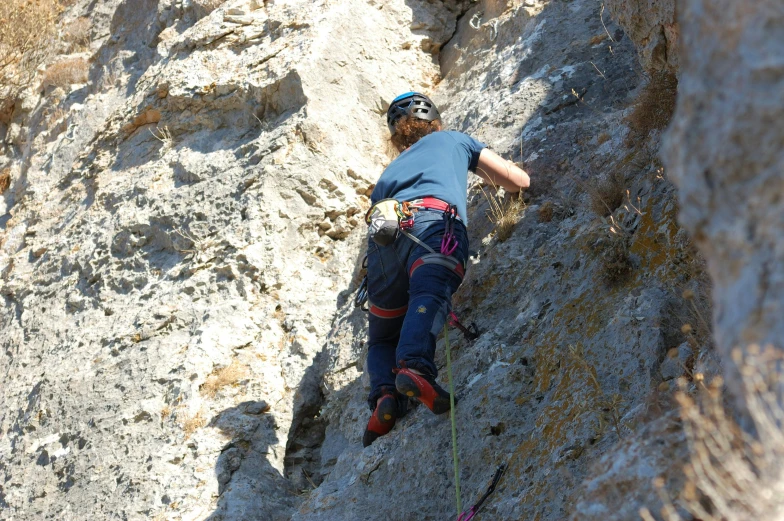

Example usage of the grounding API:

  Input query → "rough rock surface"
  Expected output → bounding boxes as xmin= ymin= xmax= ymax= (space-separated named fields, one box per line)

xmin=605 ymin=0 xmax=679 ymax=73
xmin=0 ymin=0 xmax=463 ymax=519
xmin=0 ymin=0 xmax=728 ymax=520
xmin=664 ymin=2 xmax=784 ymax=401
xmin=297 ymin=1 xmax=708 ymax=520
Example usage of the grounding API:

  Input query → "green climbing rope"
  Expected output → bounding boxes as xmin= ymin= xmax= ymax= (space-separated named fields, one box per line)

xmin=444 ymin=324 xmax=462 ymax=516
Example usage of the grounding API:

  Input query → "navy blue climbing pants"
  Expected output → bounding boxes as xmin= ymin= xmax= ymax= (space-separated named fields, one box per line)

xmin=365 ymin=209 xmax=469 ymax=409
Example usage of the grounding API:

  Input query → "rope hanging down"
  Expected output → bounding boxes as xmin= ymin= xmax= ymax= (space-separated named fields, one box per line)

xmin=444 ymin=324 xmax=463 ymax=516
xmin=445 ymin=324 xmax=506 ymax=521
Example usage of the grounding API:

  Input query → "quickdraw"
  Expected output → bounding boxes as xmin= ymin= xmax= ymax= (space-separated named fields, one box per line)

xmin=456 ymin=463 xmax=507 ymax=521
xmin=448 ymin=312 xmax=480 ymax=342
xmin=441 ymin=204 xmax=459 ymax=256
xmin=399 ymin=201 xmax=415 ymax=231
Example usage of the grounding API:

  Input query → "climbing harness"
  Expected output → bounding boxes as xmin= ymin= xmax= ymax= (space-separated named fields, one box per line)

xmin=405 ymin=197 xmax=464 ymax=277
xmin=357 ymin=198 xmax=477 ymax=320
xmin=457 ymin=463 xmax=507 ymax=521
xmin=365 ymin=196 xmax=467 ymax=281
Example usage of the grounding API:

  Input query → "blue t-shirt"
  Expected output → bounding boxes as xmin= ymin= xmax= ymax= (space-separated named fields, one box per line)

xmin=371 ymin=130 xmax=486 ymax=223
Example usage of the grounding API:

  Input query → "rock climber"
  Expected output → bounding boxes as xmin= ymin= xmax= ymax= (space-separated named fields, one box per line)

xmin=363 ymin=92 xmax=530 ymax=447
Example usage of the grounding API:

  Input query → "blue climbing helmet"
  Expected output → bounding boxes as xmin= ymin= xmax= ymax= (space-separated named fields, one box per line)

xmin=386 ymin=91 xmax=441 ymax=134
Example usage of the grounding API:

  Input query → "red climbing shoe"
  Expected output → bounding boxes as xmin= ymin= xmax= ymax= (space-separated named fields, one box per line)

xmin=395 ymin=367 xmax=452 ymax=415
xmin=363 ymin=393 xmax=399 ymax=447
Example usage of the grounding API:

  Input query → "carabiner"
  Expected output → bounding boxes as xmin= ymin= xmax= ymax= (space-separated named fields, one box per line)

xmin=441 ymin=205 xmax=459 ymax=256
xmin=441 ymin=233 xmax=458 ymax=256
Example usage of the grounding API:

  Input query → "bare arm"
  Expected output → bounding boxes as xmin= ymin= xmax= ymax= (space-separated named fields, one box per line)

xmin=475 ymin=148 xmax=530 ymax=193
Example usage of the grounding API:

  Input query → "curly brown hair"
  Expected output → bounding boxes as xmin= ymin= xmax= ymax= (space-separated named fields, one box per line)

xmin=390 ymin=117 xmax=442 ymax=150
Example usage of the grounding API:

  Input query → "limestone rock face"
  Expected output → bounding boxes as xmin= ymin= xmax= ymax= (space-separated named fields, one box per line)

xmin=297 ymin=0 xmax=708 ymax=520
xmin=664 ymin=2 xmax=784 ymax=400
xmin=605 ymin=0 xmax=679 ymax=73
xmin=0 ymin=0 xmax=728 ymax=520
xmin=0 ymin=0 xmax=459 ymax=519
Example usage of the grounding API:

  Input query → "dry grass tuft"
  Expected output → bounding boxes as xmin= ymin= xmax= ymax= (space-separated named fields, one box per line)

xmin=484 ymin=189 xmax=525 ymax=241
xmin=177 ymin=406 xmax=207 ymax=438
xmin=593 ymin=228 xmax=633 ymax=283
xmin=588 ymin=170 xmax=626 ymax=217
xmin=62 ymin=17 xmax=91 ymax=51
xmin=173 ymin=226 xmax=215 ymax=262
xmin=478 ymin=170 xmax=526 ymax=242
xmin=680 ymin=283 xmax=714 ymax=354
xmin=538 ymin=201 xmax=554 ymax=223
xmin=642 ymin=346 xmax=784 ymax=521
xmin=568 ymin=343 xmax=626 ymax=440
xmin=0 ymin=0 xmax=63 ymax=103
xmin=626 ymin=71 xmax=678 ymax=143
xmin=588 ymin=33 xmax=608 ymax=46
xmin=40 ymin=56 xmax=89 ymax=90
xmin=150 ymin=125 xmax=174 ymax=155
xmin=0 ymin=168 xmax=11 ymax=194
xmin=590 ymin=190 xmax=643 ymax=283
xmin=201 ymin=360 xmax=248 ymax=398
xmin=45 ymin=106 xmax=68 ymax=131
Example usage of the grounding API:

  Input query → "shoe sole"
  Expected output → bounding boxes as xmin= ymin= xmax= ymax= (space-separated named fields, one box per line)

xmin=376 ymin=396 xmax=398 ymax=424
xmin=363 ymin=396 xmax=398 ymax=448
xmin=395 ymin=372 xmax=451 ymax=415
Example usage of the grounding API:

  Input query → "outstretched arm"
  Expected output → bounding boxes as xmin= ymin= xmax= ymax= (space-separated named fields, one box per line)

xmin=475 ymin=148 xmax=530 ymax=193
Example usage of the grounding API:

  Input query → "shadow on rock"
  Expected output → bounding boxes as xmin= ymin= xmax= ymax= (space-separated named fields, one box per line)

xmin=205 ymin=401 xmax=299 ymax=521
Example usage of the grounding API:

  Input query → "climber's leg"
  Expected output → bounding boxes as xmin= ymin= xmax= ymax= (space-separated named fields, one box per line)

xmin=365 ymin=237 xmax=410 ymax=409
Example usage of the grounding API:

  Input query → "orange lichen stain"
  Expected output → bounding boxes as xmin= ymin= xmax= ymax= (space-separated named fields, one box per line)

xmin=537 ymin=360 xmax=600 ymax=449
xmin=504 ymin=351 xmax=606 ymax=519
xmin=532 ymin=286 xmax=624 ymax=394
xmin=630 ymin=197 xmax=681 ymax=276
xmin=121 ymin=107 xmax=162 ymax=134
xmin=532 ymin=339 xmax=559 ymax=393
xmin=456 ymin=270 xmax=501 ymax=309
xmin=508 ymin=438 xmax=537 ymax=479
